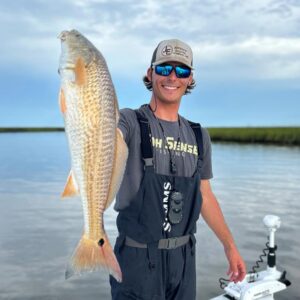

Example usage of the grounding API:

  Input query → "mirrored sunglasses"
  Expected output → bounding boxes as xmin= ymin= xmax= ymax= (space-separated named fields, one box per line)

xmin=154 ymin=64 xmax=191 ymax=78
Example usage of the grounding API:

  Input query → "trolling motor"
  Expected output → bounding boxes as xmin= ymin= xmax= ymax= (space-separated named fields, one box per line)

xmin=210 ymin=215 xmax=291 ymax=300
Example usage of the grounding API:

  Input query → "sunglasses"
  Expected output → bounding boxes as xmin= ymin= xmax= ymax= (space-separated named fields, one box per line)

xmin=154 ymin=64 xmax=191 ymax=78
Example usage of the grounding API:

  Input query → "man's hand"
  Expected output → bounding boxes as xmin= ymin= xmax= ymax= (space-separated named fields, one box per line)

xmin=225 ymin=245 xmax=247 ymax=283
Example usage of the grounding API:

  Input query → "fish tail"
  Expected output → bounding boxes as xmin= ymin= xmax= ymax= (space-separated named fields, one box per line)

xmin=65 ymin=233 xmax=122 ymax=282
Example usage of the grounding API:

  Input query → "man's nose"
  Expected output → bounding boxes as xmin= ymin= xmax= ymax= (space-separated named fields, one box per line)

xmin=168 ymin=68 xmax=177 ymax=80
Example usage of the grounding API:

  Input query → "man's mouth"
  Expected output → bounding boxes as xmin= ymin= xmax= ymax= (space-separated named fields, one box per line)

xmin=162 ymin=85 xmax=178 ymax=90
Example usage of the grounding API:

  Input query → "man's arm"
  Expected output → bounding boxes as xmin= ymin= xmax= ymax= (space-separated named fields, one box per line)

xmin=200 ymin=179 xmax=246 ymax=282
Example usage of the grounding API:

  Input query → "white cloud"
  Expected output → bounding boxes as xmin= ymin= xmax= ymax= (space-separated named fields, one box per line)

xmin=193 ymin=36 xmax=300 ymax=79
xmin=1 ymin=0 xmax=300 ymax=80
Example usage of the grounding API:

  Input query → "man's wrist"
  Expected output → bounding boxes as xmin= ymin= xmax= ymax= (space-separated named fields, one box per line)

xmin=223 ymin=240 xmax=237 ymax=252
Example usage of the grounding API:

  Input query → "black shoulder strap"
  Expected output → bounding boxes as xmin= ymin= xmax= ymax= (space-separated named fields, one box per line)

xmin=134 ymin=110 xmax=153 ymax=166
xmin=188 ymin=120 xmax=204 ymax=161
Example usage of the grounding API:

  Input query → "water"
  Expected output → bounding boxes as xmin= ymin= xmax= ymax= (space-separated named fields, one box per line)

xmin=0 ymin=133 xmax=299 ymax=300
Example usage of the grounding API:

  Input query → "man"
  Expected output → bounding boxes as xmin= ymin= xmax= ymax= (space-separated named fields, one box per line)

xmin=110 ymin=39 xmax=246 ymax=299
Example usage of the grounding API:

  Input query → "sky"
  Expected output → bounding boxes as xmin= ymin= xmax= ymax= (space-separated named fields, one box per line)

xmin=0 ymin=0 xmax=299 ymax=127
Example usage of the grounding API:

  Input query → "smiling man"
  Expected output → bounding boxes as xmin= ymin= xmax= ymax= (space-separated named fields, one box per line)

xmin=110 ymin=39 xmax=246 ymax=300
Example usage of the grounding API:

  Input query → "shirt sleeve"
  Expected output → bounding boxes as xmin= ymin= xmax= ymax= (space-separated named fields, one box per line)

xmin=118 ymin=108 xmax=136 ymax=145
xmin=199 ymin=127 xmax=213 ymax=179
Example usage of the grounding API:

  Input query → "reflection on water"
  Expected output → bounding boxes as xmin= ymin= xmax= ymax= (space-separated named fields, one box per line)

xmin=0 ymin=133 xmax=299 ymax=299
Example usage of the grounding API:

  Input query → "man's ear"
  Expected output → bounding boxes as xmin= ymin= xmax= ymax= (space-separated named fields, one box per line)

xmin=147 ymin=67 xmax=152 ymax=82
xmin=188 ymin=72 xmax=194 ymax=85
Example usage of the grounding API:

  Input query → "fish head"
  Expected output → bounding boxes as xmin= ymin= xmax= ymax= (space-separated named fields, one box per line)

xmin=58 ymin=29 xmax=95 ymax=81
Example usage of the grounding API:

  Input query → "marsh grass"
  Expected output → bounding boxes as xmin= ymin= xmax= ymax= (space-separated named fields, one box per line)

xmin=0 ymin=127 xmax=64 ymax=133
xmin=208 ymin=127 xmax=300 ymax=145
xmin=1 ymin=127 xmax=299 ymax=145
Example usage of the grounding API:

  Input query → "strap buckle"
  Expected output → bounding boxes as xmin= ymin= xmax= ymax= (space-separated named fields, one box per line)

xmin=143 ymin=158 xmax=154 ymax=170
xmin=166 ymin=237 xmax=178 ymax=249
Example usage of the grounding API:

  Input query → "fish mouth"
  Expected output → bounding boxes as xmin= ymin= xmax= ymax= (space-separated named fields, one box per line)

xmin=58 ymin=30 xmax=69 ymax=41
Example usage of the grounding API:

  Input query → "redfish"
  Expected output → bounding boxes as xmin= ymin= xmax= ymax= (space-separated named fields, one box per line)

xmin=58 ymin=29 xmax=127 ymax=282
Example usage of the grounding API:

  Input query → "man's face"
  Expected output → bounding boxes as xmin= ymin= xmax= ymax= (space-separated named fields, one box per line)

xmin=147 ymin=61 xmax=193 ymax=105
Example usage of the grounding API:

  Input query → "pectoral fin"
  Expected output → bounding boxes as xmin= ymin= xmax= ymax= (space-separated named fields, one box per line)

xmin=61 ymin=170 xmax=80 ymax=198
xmin=75 ymin=57 xmax=87 ymax=86
xmin=105 ymin=128 xmax=128 ymax=209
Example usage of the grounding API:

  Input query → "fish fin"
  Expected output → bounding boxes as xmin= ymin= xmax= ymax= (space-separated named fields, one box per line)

xmin=59 ymin=88 xmax=67 ymax=114
xmin=61 ymin=170 xmax=80 ymax=198
xmin=75 ymin=57 xmax=86 ymax=86
xmin=65 ymin=232 xmax=122 ymax=282
xmin=105 ymin=128 xmax=128 ymax=209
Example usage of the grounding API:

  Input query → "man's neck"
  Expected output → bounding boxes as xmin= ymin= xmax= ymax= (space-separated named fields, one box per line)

xmin=149 ymin=98 xmax=180 ymax=122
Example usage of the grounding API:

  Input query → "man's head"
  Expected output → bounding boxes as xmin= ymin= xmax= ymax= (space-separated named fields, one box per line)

xmin=143 ymin=39 xmax=196 ymax=95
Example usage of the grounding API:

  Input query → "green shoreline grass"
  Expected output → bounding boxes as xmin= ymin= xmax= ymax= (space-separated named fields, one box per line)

xmin=207 ymin=127 xmax=300 ymax=146
xmin=0 ymin=127 xmax=64 ymax=133
xmin=0 ymin=127 xmax=300 ymax=146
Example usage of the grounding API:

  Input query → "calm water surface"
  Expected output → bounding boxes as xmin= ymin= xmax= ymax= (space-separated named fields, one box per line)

xmin=0 ymin=133 xmax=299 ymax=300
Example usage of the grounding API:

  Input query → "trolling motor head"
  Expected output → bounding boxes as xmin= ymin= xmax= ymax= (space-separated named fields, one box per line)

xmin=263 ymin=215 xmax=281 ymax=231
xmin=262 ymin=215 xmax=281 ymax=271
xmin=263 ymin=215 xmax=280 ymax=250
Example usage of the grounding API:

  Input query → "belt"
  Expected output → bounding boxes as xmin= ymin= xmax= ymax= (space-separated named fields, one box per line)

xmin=125 ymin=235 xmax=190 ymax=250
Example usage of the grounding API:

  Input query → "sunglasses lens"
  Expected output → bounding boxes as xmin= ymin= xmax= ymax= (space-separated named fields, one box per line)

xmin=175 ymin=66 xmax=191 ymax=78
xmin=155 ymin=64 xmax=191 ymax=78
xmin=155 ymin=65 xmax=173 ymax=76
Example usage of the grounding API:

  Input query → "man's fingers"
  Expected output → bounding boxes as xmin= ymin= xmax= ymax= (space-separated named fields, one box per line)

xmin=229 ymin=265 xmax=238 ymax=276
xmin=230 ymin=272 xmax=239 ymax=282
xmin=227 ymin=266 xmax=232 ymax=276
xmin=228 ymin=263 xmax=247 ymax=282
xmin=227 ymin=265 xmax=238 ymax=282
xmin=236 ymin=264 xmax=247 ymax=281
xmin=225 ymin=247 xmax=247 ymax=282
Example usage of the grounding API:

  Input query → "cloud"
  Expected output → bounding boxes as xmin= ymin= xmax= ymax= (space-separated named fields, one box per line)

xmin=1 ymin=0 xmax=300 ymax=81
xmin=194 ymin=36 xmax=300 ymax=80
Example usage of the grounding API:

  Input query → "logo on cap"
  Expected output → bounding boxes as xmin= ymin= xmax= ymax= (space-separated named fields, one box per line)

xmin=162 ymin=45 xmax=173 ymax=56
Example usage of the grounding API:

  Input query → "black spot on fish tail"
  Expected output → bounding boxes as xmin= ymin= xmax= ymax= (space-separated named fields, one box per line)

xmin=98 ymin=238 xmax=105 ymax=247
